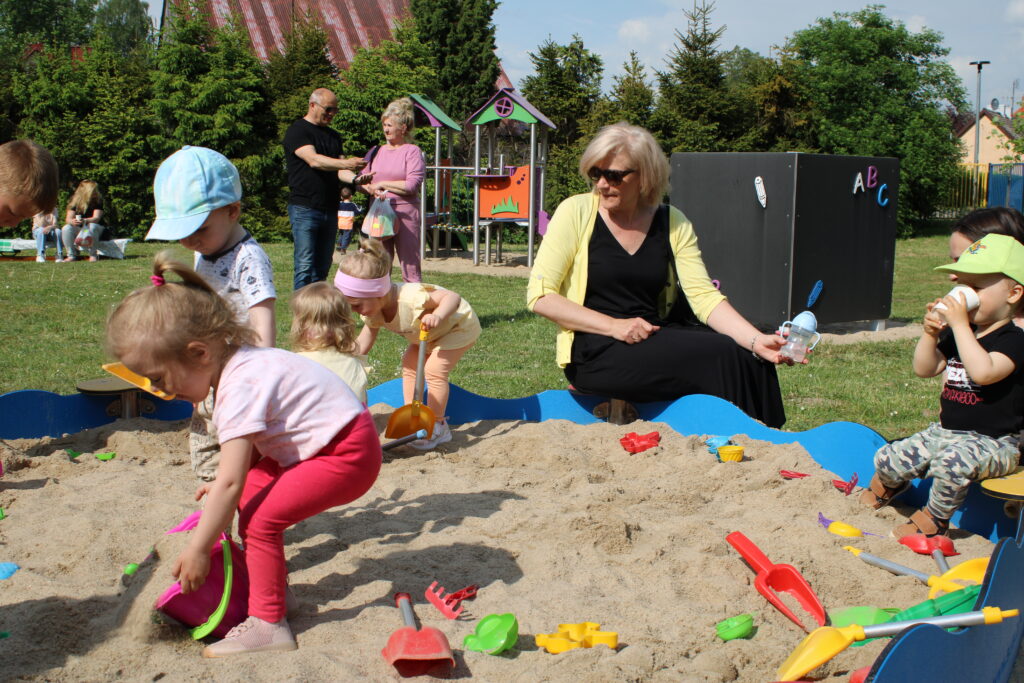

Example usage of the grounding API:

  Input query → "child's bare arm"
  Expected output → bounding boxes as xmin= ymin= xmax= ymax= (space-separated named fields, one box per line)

xmin=952 ymin=326 xmax=1017 ymax=384
xmin=173 ymin=437 xmax=251 ymax=594
xmin=248 ymin=300 xmax=276 ymax=347
xmin=355 ymin=324 xmax=379 ymax=356
xmin=913 ymin=300 xmax=946 ymax=377
xmin=421 ymin=289 xmax=460 ymax=329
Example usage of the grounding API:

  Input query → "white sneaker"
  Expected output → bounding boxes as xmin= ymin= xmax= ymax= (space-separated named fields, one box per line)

xmin=202 ymin=616 xmax=296 ymax=657
xmin=410 ymin=421 xmax=452 ymax=450
xmin=35 ymin=255 xmax=45 ymax=262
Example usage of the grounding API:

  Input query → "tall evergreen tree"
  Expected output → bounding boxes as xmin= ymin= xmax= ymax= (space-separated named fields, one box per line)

xmin=264 ymin=13 xmax=337 ymax=138
xmin=651 ymin=0 xmax=735 ymax=152
xmin=0 ymin=0 xmax=94 ymax=45
xmin=93 ymin=0 xmax=153 ymax=56
xmin=610 ymin=51 xmax=655 ymax=128
xmin=409 ymin=0 xmax=499 ymax=120
xmin=520 ymin=35 xmax=602 ymax=147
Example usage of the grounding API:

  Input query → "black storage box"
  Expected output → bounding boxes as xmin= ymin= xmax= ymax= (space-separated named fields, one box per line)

xmin=670 ymin=152 xmax=898 ymax=328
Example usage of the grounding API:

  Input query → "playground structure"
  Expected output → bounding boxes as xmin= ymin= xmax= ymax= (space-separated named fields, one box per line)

xmin=412 ymin=89 xmax=555 ymax=267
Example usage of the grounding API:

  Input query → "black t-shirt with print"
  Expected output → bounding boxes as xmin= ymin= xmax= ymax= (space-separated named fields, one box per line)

xmin=937 ymin=322 xmax=1024 ymax=438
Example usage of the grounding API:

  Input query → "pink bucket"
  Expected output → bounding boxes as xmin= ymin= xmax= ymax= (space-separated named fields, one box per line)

xmin=153 ymin=511 xmax=249 ymax=639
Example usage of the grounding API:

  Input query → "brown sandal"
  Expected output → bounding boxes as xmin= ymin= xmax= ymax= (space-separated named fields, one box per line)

xmin=893 ymin=508 xmax=950 ymax=538
xmin=859 ymin=473 xmax=909 ymax=510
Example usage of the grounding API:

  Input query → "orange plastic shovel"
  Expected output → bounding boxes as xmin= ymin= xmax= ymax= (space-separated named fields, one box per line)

xmin=385 ymin=325 xmax=437 ymax=438
xmin=381 ymin=592 xmax=454 ymax=677
xmin=102 ymin=362 xmax=175 ymax=400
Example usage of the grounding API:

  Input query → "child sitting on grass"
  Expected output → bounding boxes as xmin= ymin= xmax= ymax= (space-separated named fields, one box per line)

xmin=861 ymin=233 xmax=1024 ymax=537
xmin=334 ymin=237 xmax=480 ymax=449
xmin=290 ymin=281 xmax=369 ymax=403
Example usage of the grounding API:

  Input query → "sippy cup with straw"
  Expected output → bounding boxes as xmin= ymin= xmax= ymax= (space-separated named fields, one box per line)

xmin=778 ymin=310 xmax=820 ymax=363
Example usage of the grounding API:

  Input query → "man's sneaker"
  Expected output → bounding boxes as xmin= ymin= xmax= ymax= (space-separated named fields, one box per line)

xmin=410 ymin=421 xmax=452 ymax=450
xmin=201 ymin=616 xmax=296 ymax=658
xmin=35 ymin=255 xmax=45 ymax=262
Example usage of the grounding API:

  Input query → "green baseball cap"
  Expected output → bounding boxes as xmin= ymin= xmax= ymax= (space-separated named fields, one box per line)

xmin=935 ymin=233 xmax=1024 ymax=284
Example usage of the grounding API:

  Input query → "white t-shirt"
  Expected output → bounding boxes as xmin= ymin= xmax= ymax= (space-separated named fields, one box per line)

xmin=194 ymin=233 xmax=276 ymax=323
xmin=213 ymin=346 xmax=366 ymax=467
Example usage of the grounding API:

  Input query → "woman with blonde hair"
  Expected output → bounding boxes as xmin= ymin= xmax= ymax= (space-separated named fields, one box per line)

xmin=61 ymin=180 xmax=105 ymax=261
xmin=344 ymin=97 xmax=426 ymax=282
xmin=527 ymin=122 xmax=790 ymax=427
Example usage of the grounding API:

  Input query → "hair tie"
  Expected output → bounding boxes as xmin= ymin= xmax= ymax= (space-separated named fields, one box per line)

xmin=150 ymin=274 xmax=165 ymax=287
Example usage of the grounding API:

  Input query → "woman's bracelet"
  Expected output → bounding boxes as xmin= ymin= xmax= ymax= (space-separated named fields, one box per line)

xmin=750 ymin=334 xmax=759 ymax=358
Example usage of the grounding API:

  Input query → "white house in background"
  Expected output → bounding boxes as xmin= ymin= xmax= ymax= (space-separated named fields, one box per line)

xmin=955 ymin=108 xmax=1022 ymax=165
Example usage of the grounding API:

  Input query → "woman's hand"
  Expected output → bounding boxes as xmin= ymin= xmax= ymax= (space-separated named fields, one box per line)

xmin=756 ymin=333 xmax=800 ymax=365
xmin=194 ymin=483 xmax=212 ymax=501
xmin=612 ymin=317 xmax=660 ymax=344
xmin=172 ymin=545 xmax=211 ymax=594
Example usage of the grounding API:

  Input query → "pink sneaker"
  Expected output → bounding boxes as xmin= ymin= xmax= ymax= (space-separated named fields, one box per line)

xmin=201 ymin=616 xmax=296 ymax=658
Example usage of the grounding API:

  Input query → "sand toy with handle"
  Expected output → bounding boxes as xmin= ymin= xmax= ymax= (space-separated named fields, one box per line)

xmin=102 ymin=362 xmax=175 ymax=400
xmin=386 ymin=326 xmax=437 ymax=439
xmin=842 ymin=546 xmax=980 ymax=596
xmin=381 ymin=592 xmax=454 ymax=678
xmin=725 ymin=531 xmax=826 ymax=631
xmin=899 ymin=533 xmax=959 ymax=573
xmin=776 ymin=607 xmax=1018 ymax=681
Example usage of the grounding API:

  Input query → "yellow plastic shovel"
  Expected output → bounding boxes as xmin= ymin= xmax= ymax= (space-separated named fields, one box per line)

xmin=385 ymin=325 xmax=436 ymax=439
xmin=102 ymin=362 xmax=175 ymax=400
xmin=776 ymin=606 xmax=1018 ymax=681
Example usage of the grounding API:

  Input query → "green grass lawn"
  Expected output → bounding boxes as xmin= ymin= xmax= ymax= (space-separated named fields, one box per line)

xmin=0 ymin=232 xmax=955 ymax=440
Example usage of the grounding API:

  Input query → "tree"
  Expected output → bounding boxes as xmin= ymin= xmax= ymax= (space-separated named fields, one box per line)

xmin=333 ymin=20 xmax=436 ymax=156
xmin=652 ymin=0 xmax=738 ymax=152
xmin=93 ymin=0 xmax=153 ymax=56
xmin=264 ymin=13 xmax=337 ymax=138
xmin=521 ymin=35 xmax=603 ymax=148
xmin=609 ymin=51 xmax=655 ymax=129
xmin=784 ymin=5 xmax=966 ymax=232
xmin=150 ymin=0 xmax=278 ymax=238
xmin=410 ymin=0 xmax=500 ymax=121
xmin=0 ymin=0 xmax=94 ymax=45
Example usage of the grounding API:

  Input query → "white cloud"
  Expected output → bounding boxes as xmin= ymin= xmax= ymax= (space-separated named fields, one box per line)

xmin=618 ymin=18 xmax=652 ymax=43
xmin=1006 ymin=0 xmax=1024 ymax=21
xmin=904 ymin=14 xmax=927 ymax=33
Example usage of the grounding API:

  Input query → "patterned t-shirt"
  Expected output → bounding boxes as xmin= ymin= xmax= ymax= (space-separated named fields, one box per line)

xmin=194 ymin=232 xmax=276 ymax=323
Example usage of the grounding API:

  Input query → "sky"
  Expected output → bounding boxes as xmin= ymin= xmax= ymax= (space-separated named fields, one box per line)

xmin=146 ymin=0 xmax=1024 ymax=117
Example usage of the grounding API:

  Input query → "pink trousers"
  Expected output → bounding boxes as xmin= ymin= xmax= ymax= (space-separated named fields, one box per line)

xmin=381 ymin=199 xmax=421 ymax=283
xmin=237 ymin=410 xmax=381 ymax=621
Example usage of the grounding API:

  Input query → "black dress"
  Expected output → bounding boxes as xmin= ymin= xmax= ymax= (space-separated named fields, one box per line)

xmin=565 ymin=208 xmax=786 ymax=428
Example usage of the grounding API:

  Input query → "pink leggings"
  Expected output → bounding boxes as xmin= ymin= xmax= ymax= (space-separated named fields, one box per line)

xmin=401 ymin=342 xmax=474 ymax=419
xmin=237 ymin=410 xmax=381 ymax=621
xmin=381 ymin=199 xmax=421 ymax=283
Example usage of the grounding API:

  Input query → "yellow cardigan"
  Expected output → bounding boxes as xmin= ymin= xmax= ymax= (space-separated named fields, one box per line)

xmin=526 ymin=193 xmax=726 ymax=367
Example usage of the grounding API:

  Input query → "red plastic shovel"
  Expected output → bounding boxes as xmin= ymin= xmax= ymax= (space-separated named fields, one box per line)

xmin=725 ymin=531 xmax=827 ymax=632
xmin=381 ymin=593 xmax=455 ymax=677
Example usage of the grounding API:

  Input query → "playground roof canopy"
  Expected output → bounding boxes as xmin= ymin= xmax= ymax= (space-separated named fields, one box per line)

xmin=408 ymin=94 xmax=461 ymax=131
xmin=468 ymin=88 xmax=556 ymax=130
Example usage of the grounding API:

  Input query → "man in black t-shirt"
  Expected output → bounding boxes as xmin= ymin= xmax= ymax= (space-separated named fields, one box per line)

xmin=283 ymin=88 xmax=366 ymax=289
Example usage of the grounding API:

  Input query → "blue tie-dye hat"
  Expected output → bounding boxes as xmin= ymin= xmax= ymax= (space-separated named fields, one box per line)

xmin=145 ymin=146 xmax=242 ymax=241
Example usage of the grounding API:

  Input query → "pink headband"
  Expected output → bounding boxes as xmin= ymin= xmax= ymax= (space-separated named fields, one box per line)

xmin=334 ymin=270 xmax=391 ymax=298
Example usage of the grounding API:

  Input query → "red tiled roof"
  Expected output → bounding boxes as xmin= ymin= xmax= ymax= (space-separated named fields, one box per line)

xmin=161 ymin=0 xmax=411 ymax=67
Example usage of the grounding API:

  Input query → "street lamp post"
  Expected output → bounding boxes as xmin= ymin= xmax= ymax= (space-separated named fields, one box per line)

xmin=970 ymin=60 xmax=990 ymax=164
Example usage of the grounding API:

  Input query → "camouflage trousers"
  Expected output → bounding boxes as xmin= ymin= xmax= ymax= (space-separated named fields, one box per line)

xmin=188 ymin=388 xmax=220 ymax=482
xmin=874 ymin=422 xmax=1018 ymax=520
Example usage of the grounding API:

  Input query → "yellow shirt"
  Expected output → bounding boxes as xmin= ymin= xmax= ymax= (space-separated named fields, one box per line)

xmin=296 ymin=349 xmax=369 ymax=404
xmin=362 ymin=283 xmax=481 ymax=350
xmin=526 ymin=193 xmax=726 ymax=367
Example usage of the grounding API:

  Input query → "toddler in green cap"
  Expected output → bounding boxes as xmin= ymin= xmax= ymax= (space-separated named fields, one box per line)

xmin=861 ymin=233 xmax=1024 ymax=537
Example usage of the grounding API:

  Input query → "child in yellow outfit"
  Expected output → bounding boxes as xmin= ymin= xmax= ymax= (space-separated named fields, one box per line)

xmin=334 ymin=237 xmax=480 ymax=449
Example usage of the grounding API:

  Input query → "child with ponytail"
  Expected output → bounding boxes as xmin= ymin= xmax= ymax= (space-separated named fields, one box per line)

xmin=107 ymin=252 xmax=381 ymax=658
xmin=335 ymin=237 xmax=480 ymax=449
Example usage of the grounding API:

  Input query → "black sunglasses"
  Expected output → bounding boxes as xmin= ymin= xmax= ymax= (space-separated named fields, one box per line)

xmin=317 ymin=102 xmax=339 ymax=114
xmin=588 ymin=166 xmax=635 ymax=185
